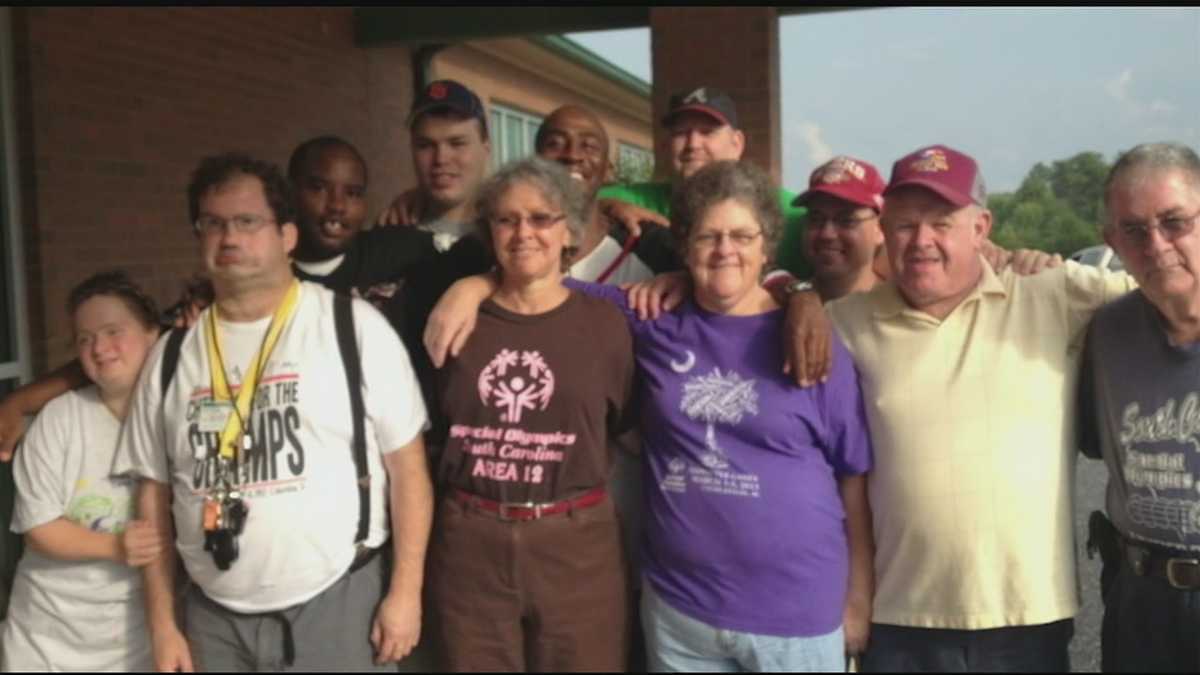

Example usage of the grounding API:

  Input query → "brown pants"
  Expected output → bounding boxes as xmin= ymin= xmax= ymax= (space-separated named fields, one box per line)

xmin=429 ymin=493 xmax=630 ymax=672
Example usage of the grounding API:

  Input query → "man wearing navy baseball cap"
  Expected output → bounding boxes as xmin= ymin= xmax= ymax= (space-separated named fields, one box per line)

xmin=597 ymin=86 xmax=813 ymax=279
xmin=379 ymin=79 xmax=492 ymax=249
xmin=823 ymin=144 xmax=1135 ymax=672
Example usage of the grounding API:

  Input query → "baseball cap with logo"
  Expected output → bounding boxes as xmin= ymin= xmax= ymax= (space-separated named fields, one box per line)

xmin=407 ymin=79 xmax=488 ymax=131
xmin=661 ymin=86 xmax=739 ymax=128
xmin=884 ymin=144 xmax=987 ymax=207
xmin=793 ymin=155 xmax=886 ymax=211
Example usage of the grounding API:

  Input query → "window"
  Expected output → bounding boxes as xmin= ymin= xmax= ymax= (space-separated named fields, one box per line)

xmin=489 ymin=103 xmax=543 ymax=171
xmin=616 ymin=142 xmax=654 ymax=183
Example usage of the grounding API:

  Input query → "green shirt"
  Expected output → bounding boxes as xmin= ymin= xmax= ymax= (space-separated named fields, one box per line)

xmin=597 ymin=181 xmax=811 ymax=279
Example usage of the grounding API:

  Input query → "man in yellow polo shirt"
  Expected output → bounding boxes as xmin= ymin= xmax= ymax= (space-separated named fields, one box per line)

xmin=827 ymin=144 xmax=1134 ymax=672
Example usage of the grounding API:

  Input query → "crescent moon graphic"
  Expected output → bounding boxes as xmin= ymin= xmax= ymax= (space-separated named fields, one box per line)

xmin=670 ymin=350 xmax=696 ymax=373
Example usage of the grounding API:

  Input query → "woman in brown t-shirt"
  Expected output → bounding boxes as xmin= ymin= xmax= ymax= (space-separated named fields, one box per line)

xmin=428 ymin=157 xmax=634 ymax=672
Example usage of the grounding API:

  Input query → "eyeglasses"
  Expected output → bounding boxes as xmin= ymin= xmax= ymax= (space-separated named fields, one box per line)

xmin=690 ymin=229 xmax=763 ymax=249
xmin=490 ymin=212 xmax=565 ymax=230
xmin=804 ymin=212 xmax=877 ymax=230
xmin=1115 ymin=209 xmax=1200 ymax=244
xmin=194 ymin=214 xmax=276 ymax=236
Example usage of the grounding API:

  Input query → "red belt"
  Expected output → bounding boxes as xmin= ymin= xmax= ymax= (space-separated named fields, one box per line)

xmin=451 ymin=486 xmax=607 ymax=521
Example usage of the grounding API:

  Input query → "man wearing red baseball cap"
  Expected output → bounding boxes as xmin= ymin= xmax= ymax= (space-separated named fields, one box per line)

xmin=824 ymin=144 xmax=1136 ymax=672
xmin=793 ymin=156 xmax=889 ymax=302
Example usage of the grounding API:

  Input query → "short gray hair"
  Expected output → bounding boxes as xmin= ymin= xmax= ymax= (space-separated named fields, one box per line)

xmin=473 ymin=157 xmax=588 ymax=271
xmin=1103 ymin=142 xmax=1200 ymax=225
xmin=669 ymin=160 xmax=783 ymax=268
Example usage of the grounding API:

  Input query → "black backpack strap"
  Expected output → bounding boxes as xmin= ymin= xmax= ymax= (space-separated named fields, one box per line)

xmin=160 ymin=327 xmax=187 ymax=402
xmin=334 ymin=293 xmax=369 ymax=545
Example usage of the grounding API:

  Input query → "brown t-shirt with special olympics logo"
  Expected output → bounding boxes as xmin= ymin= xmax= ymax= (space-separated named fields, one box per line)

xmin=436 ymin=290 xmax=634 ymax=504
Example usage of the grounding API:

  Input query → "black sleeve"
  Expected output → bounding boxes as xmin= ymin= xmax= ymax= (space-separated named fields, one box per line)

xmin=1077 ymin=322 xmax=1102 ymax=460
xmin=630 ymin=222 xmax=683 ymax=274
xmin=401 ymin=234 xmax=494 ymax=446
xmin=351 ymin=226 xmax=439 ymax=287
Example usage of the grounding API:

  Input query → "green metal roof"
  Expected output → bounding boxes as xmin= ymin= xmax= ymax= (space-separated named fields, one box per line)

xmin=531 ymin=34 xmax=651 ymax=98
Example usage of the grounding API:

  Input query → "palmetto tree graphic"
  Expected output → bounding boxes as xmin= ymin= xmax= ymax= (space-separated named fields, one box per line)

xmin=679 ymin=368 xmax=758 ymax=467
xmin=478 ymin=349 xmax=556 ymax=423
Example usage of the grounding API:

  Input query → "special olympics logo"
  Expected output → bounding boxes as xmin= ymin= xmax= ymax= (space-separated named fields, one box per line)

xmin=478 ymin=349 xmax=556 ymax=424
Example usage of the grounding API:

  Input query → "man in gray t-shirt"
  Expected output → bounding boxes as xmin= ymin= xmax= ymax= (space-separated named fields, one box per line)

xmin=1078 ymin=142 xmax=1200 ymax=673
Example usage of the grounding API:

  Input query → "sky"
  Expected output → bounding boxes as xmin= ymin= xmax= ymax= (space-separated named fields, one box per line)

xmin=566 ymin=7 xmax=1199 ymax=193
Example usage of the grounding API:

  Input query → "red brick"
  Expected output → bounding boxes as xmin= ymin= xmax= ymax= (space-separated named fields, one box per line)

xmin=649 ymin=7 xmax=781 ymax=183
xmin=13 ymin=7 xmax=416 ymax=369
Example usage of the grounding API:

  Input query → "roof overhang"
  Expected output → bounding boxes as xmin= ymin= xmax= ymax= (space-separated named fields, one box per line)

xmin=355 ymin=7 xmax=876 ymax=47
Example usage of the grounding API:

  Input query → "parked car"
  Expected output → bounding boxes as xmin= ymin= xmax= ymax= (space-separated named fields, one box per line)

xmin=1069 ymin=244 xmax=1124 ymax=272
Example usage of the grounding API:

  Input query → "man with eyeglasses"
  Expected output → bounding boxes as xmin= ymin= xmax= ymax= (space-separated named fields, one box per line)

xmin=824 ymin=144 xmax=1136 ymax=672
xmin=1077 ymin=142 xmax=1200 ymax=672
xmin=793 ymin=156 xmax=890 ymax=302
xmin=111 ymin=153 xmax=434 ymax=672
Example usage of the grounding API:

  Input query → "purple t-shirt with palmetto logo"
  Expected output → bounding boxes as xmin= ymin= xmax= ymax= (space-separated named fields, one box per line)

xmin=568 ymin=279 xmax=873 ymax=637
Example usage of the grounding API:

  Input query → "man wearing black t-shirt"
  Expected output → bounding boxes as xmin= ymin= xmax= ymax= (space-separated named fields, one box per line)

xmin=287 ymin=136 xmax=491 ymax=439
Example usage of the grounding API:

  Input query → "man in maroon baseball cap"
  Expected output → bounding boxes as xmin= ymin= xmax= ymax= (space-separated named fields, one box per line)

xmin=879 ymin=143 xmax=993 ymax=317
xmin=793 ymin=155 xmax=889 ymax=301
xmin=833 ymin=142 xmax=1134 ymax=673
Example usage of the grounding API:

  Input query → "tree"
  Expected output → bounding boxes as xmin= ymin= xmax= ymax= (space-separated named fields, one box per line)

xmin=679 ymin=368 xmax=758 ymax=468
xmin=988 ymin=151 xmax=1111 ymax=256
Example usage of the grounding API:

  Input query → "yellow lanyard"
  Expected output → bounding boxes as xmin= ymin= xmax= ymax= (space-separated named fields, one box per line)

xmin=205 ymin=280 xmax=301 ymax=461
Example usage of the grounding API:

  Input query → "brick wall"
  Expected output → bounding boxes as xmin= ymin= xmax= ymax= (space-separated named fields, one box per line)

xmin=12 ymin=7 xmax=416 ymax=371
xmin=649 ymin=7 xmax=781 ymax=183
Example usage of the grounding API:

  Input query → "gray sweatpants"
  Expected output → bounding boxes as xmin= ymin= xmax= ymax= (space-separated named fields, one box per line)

xmin=184 ymin=554 xmax=434 ymax=672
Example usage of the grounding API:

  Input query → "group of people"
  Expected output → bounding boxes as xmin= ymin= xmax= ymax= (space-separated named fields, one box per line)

xmin=0 ymin=75 xmax=1192 ymax=675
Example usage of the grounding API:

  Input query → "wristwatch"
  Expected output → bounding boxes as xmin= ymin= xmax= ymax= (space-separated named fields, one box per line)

xmin=786 ymin=279 xmax=815 ymax=295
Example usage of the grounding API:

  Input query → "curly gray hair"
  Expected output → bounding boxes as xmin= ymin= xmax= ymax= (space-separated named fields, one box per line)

xmin=473 ymin=157 xmax=587 ymax=272
xmin=669 ymin=160 xmax=783 ymax=269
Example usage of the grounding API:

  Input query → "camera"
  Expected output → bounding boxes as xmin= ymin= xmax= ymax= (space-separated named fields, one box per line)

xmin=204 ymin=496 xmax=249 ymax=570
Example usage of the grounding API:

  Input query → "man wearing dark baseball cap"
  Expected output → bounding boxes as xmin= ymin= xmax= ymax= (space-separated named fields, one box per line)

xmin=793 ymin=155 xmax=888 ymax=302
xmin=597 ymin=85 xmax=813 ymax=279
xmin=378 ymin=79 xmax=492 ymax=248
xmin=823 ymin=143 xmax=1135 ymax=672
xmin=407 ymin=79 xmax=487 ymax=130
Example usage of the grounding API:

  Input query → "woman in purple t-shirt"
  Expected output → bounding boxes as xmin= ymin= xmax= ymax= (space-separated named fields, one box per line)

xmin=428 ymin=161 xmax=874 ymax=673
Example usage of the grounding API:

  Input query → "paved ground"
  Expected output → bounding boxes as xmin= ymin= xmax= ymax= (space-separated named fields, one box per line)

xmin=1072 ymin=457 xmax=1107 ymax=672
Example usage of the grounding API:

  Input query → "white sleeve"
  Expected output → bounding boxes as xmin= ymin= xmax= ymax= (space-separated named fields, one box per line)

xmin=111 ymin=331 xmax=172 ymax=483
xmin=353 ymin=299 xmax=428 ymax=454
xmin=10 ymin=394 xmax=72 ymax=533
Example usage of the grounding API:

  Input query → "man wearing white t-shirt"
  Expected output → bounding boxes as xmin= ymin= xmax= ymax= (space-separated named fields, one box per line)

xmin=113 ymin=154 xmax=433 ymax=672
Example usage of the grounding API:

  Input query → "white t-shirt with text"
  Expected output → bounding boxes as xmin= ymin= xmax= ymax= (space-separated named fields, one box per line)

xmin=113 ymin=282 xmax=427 ymax=612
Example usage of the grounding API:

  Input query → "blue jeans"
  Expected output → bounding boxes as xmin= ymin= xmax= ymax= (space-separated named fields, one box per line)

xmin=641 ymin=582 xmax=845 ymax=673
